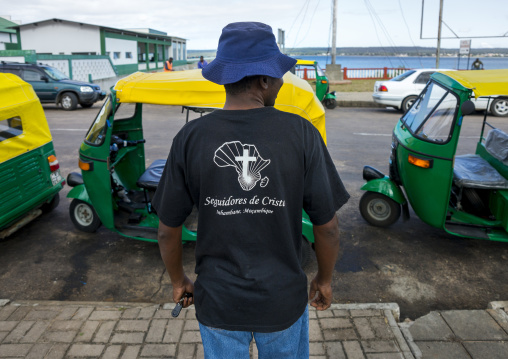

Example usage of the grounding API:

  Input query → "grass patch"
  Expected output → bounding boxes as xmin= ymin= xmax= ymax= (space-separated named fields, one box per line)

xmin=331 ymin=79 xmax=378 ymax=92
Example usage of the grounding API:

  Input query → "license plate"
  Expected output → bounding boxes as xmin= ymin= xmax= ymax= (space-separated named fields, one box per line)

xmin=51 ymin=170 xmax=62 ymax=186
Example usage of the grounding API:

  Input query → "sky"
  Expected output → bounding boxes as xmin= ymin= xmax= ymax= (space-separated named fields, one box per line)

xmin=3 ymin=0 xmax=508 ymax=50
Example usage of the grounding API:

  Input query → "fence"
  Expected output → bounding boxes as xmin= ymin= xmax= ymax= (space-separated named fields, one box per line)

xmin=295 ymin=68 xmax=316 ymax=80
xmin=343 ymin=67 xmax=409 ymax=80
xmin=294 ymin=66 xmax=410 ymax=81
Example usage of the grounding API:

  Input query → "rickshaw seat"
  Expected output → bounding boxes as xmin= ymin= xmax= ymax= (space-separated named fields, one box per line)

xmin=485 ymin=129 xmax=508 ymax=166
xmin=453 ymin=154 xmax=508 ymax=189
xmin=136 ymin=159 xmax=167 ymax=191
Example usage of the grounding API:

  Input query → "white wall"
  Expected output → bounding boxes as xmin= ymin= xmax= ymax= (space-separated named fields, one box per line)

xmin=105 ymin=37 xmax=137 ymax=65
xmin=0 ymin=56 xmax=25 ymax=62
xmin=20 ymin=22 xmax=100 ymax=55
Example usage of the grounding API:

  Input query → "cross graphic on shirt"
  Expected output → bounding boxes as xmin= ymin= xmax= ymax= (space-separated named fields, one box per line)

xmin=235 ymin=149 xmax=256 ymax=179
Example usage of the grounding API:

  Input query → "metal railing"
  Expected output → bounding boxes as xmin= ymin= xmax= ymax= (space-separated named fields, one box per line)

xmin=294 ymin=68 xmax=316 ymax=80
xmin=343 ymin=67 xmax=409 ymax=80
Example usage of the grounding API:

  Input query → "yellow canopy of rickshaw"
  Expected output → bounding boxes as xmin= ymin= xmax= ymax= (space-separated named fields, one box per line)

xmin=114 ymin=69 xmax=327 ymax=143
xmin=0 ymin=73 xmax=52 ymax=164
xmin=296 ymin=60 xmax=316 ymax=66
xmin=440 ymin=69 xmax=508 ymax=98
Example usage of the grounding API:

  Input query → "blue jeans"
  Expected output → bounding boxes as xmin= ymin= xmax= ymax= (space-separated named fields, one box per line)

xmin=198 ymin=306 xmax=309 ymax=359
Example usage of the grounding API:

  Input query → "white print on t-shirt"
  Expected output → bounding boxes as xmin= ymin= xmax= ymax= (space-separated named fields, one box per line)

xmin=214 ymin=141 xmax=270 ymax=191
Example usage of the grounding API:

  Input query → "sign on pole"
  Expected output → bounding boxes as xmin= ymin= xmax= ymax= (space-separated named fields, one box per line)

xmin=460 ymin=40 xmax=471 ymax=55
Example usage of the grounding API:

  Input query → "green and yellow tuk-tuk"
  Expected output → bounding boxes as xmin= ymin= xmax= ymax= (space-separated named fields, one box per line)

xmin=66 ymin=69 xmax=327 ymax=265
xmin=0 ymin=73 xmax=64 ymax=238
xmin=293 ymin=60 xmax=337 ymax=109
xmin=360 ymin=69 xmax=508 ymax=242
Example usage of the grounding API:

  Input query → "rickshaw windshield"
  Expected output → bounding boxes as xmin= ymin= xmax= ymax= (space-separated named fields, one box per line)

xmin=85 ymin=96 xmax=112 ymax=145
xmin=402 ymin=81 xmax=458 ymax=144
xmin=316 ymin=64 xmax=325 ymax=77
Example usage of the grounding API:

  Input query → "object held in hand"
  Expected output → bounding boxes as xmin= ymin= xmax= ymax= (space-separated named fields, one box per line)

xmin=171 ymin=293 xmax=193 ymax=318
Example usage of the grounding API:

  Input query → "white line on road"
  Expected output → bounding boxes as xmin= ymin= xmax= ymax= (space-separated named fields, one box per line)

xmin=51 ymin=129 xmax=88 ymax=131
xmin=353 ymin=133 xmax=480 ymax=139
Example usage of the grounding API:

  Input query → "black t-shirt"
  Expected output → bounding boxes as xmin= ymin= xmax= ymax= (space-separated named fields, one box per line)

xmin=152 ymin=107 xmax=349 ymax=332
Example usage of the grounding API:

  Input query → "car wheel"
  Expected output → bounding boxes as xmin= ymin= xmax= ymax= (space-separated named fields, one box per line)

xmin=359 ymin=192 xmax=401 ymax=227
xmin=402 ymin=96 xmax=417 ymax=113
xmin=80 ymin=102 xmax=94 ymax=108
xmin=300 ymin=236 xmax=312 ymax=269
xmin=490 ymin=98 xmax=508 ymax=117
xmin=41 ymin=193 xmax=60 ymax=213
xmin=324 ymin=98 xmax=337 ymax=109
xmin=60 ymin=92 xmax=78 ymax=111
xmin=69 ymin=199 xmax=101 ymax=233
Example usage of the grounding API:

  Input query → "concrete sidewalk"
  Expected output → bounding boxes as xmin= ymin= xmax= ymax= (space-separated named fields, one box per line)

xmin=1 ymin=299 xmax=507 ymax=358
xmin=335 ymin=92 xmax=385 ymax=109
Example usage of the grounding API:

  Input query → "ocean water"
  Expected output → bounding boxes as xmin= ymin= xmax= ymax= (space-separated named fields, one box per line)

xmin=294 ymin=55 xmax=508 ymax=71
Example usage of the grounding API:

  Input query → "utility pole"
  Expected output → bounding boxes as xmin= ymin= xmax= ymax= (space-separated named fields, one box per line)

xmin=436 ymin=0 xmax=444 ymax=68
xmin=331 ymin=0 xmax=337 ymax=64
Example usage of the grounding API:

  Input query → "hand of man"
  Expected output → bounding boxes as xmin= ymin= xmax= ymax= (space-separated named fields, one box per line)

xmin=309 ymin=276 xmax=333 ymax=310
xmin=173 ymin=274 xmax=195 ymax=308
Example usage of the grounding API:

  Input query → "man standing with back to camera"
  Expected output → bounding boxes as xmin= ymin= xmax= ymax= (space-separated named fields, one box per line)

xmin=153 ymin=22 xmax=349 ymax=358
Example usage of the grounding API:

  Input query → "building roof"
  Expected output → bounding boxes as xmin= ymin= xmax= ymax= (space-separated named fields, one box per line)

xmin=10 ymin=18 xmax=186 ymax=42
xmin=0 ymin=16 xmax=17 ymax=34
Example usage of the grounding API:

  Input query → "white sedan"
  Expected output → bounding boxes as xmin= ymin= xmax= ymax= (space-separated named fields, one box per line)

xmin=373 ymin=69 xmax=508 ymax=117
xmin=372 ymin=68 xmax=454 ymax=112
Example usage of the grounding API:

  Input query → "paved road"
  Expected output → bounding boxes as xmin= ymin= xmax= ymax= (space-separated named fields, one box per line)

xmin=1 ymin=103 xmax=507 ymax=321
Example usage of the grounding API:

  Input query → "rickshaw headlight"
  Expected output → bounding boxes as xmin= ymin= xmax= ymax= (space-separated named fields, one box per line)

xmin=47 ymin=155 xmax=60 ymax=172
xmin=408 ymin=154 xmax=433 ymax=169
xmin=80 ymin=86 xmax=93 ymax=93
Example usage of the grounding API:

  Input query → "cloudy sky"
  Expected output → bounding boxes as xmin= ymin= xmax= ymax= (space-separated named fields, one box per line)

xmin=3 ymin=0 xmax=508 ymax=50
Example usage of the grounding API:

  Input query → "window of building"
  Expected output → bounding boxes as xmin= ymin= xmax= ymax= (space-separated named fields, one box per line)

xmin=126 ymin=52 xmax=132 ymax=59
xmin=114 ymin=52 xmax=121 ymax=59
xmin=157 ymin=45 xmax=163 ymax=61
xmin=0 ymin=117 xmax=23 ymax=142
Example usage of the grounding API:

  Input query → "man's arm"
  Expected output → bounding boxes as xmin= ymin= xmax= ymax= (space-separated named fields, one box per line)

xmin=309 ymin=214 xmax=340 ymax=310
xmin=157 ymin=221 xmax=194 ymax=307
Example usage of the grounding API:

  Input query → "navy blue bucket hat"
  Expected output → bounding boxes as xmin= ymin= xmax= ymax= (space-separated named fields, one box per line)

xmin=202 ymin=22 xmax=297 ymax=85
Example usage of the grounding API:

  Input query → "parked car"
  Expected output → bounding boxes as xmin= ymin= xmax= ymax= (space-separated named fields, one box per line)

xmin=372 ymin=68 xmax=508 ymax=117
xmin=0 ymin=61 xmax=106 ymax=110
xmin=372 ymin=68 xmax=454 ymax=112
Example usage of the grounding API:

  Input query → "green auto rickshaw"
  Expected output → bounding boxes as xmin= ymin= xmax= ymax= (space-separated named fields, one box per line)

xmin=0 ymin=73 xmax=64 ymax=238
xmin=66 ymin=69 xmax=329 ymax=265
xmin=360 ymin=69 xmax=508 ymax=242
xmin=293 ymin=60 xmax=337 ymax=109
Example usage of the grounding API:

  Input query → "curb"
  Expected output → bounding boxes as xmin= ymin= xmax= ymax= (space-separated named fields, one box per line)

xmin=488 ymin=301 xmax=508 ymax=310
xmin=337 ymin=100 xmax=385 ymax=108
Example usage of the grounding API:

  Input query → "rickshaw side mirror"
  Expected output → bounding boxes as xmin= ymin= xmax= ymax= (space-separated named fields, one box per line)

xmin=461 ymin=100 xmax=475 ymax=116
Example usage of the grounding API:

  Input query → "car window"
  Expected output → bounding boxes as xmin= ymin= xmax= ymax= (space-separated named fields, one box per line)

xmin=390 ymin=70 xmax=416 ymax=82
xmin=0 ymin=116 xmax=23 ymax=142
xmin=0 ymin=68 xmax=21 ymax=76
xmin=415 ymin=72 xmax=434 ymax=85
xmin=23 ymin=70 xmax=44 ymax=82
xmin=42 ymin=66 xmax=69 ymax=81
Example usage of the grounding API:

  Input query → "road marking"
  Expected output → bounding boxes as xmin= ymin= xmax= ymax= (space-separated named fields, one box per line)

xmin=51 ymin=129 xmax=88 ymax=131
xmin=353 ymin=133 xmax=479 ymax=139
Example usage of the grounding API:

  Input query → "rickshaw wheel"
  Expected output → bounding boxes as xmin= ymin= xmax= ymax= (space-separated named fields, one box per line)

xmin=69 ymin=199 xmax=101 ymax=233
xmin=41 ymin=193 xmax=60 ymax=213
xmin=359 ymin=192 xmax=401 ymax=227
xmin=324 ymin=98 xmax=337 ymax=109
